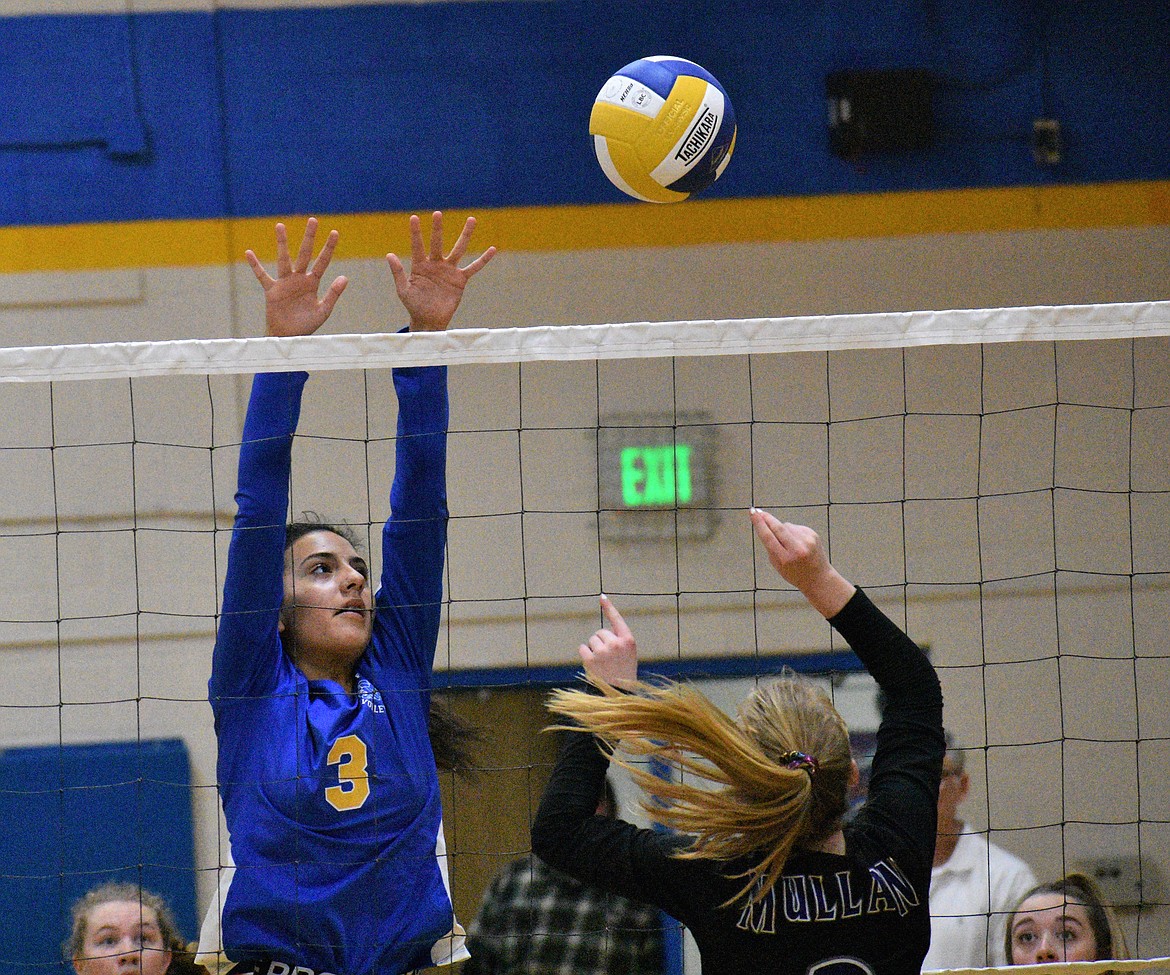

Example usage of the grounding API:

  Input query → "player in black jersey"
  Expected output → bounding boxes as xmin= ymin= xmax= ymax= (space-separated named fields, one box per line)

xmin=533 ymin=509 xmax=945 ymax=975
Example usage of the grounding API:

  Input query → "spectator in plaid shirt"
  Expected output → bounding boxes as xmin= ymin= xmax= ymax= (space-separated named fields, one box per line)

xmin=463 ymin=778 xmax=663 ymax=975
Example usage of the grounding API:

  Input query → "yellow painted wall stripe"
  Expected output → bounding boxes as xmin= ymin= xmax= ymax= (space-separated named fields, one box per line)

xmin=0 ymin=181 xmax=1166 ymax=274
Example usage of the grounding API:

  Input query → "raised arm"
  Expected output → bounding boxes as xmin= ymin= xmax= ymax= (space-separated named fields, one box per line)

xmin=531 ymin=596 xmax=700 ymax=917
xmin=534 ymin=596 xmax=642 ymax=846
xmin=751 ymin=508 xmax=944 ymax=867
xmin=372 ymin=213 xmax=496 ymax=677
xmin=751 ymin=506 xmax=940 ymax=727
xmin=211 ymin=220 xmax=347 ymax=700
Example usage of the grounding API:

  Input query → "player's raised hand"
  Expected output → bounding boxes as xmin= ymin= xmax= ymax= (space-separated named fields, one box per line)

xmin=578 ymin=595 xmax=639 ymax=689
xmin=749 ymin=508 xmax=856 ymax=619
xmin=387 ymin=211 xmax=496 ymax=332
xmin=245 ymin=218 xmax=348 ymax=338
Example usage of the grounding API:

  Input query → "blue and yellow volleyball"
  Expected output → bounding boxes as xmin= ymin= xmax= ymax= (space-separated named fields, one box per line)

xmin=590 ymin=56 xmax=737 ymax=203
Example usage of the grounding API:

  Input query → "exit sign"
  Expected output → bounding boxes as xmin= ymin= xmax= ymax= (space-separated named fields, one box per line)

xmin=621 ymin=444 xmax=695 ymax=507
xmin=599 ymin=414 xmax=717 ymax=540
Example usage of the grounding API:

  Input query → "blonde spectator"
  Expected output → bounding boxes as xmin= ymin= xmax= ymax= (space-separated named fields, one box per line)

xmin=67 ymin=881 xmax=206 ymax=975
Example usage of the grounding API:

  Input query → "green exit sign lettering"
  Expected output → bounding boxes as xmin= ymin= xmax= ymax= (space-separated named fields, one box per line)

xmin=621 ymin=444 xmax=694 ymax=506
xmin=598 ymin=413 xmax=717 ymax=540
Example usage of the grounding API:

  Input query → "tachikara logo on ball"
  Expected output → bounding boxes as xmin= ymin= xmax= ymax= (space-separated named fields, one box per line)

xmin=590 ymin=55 xmax=737 ymax=203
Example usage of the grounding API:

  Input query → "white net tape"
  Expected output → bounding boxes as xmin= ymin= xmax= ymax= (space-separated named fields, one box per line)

xmin=929 ymin=959 xmax=1170 ymax=975
xmin=1 ymin=300 xmax=1167 ymax=382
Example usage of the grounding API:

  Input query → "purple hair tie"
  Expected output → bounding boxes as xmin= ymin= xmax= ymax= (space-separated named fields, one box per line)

xmin=783 ymin=751 xmax=818 ymax=775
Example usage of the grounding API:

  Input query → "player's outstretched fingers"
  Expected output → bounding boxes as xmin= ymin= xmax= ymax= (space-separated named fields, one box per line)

xmin=599 ymin=594 xmax=631 ymax=640
xmin=245 ymin=250 xmax=274 ymax=289
xmin=318 ymin=275 xmax=349 ymax=319
xmin=274 ymin=222 xmax=292 ymax=277
xmin=408 ymin=213 xmax=425 ymax=265
xmin=293 ymin=217 xmax=320 ymax=274
xmin=429 ymin=211 xmax=445 ymax=260
xmin=386 ymin=253 xmax=408 ymax=300
xmin=446 ymin=215 xmax=475 ymax=263
xmin=462 ymin=243 xmax=497 ymax=279
xmin=310 ymin=229 xmax=341 ymax=279
xmin=750 ymin=507 xmax=787 ymax=561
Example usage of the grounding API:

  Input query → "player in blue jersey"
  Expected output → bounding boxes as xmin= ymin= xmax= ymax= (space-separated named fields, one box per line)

xmin=198 ymin=215 xmax=495 ymax=975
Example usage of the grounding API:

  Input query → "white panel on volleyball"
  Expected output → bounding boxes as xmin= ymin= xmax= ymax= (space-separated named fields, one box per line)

xmin=650 ymin=84 xmax=726 ymax=188
xmin=593 ymin=74 xmax=666 ymax=118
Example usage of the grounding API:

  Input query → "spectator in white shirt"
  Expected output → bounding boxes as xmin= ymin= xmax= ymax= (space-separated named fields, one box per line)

xmin=923 ymin=733 xmax=1038 ymax=970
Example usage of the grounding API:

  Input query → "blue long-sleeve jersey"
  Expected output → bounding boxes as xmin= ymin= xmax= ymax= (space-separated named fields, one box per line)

xmin=206 ymin=367 xmax=464 ymax=975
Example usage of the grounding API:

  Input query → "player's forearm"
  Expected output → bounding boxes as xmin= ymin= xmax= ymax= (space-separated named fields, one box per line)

xmin=235 ymin=371 xmax=306 ymax=516
xmin=390 ymin=365 xmax=449 ymax=519
xmin=800 ymin=565 xmax=856 ymax=619
xmin=831 ymin=588 xmax=941 ymax=708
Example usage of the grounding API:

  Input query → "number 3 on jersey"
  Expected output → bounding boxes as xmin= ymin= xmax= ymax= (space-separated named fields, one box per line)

xmin=326 ymin=734 xmax=371 ymax=811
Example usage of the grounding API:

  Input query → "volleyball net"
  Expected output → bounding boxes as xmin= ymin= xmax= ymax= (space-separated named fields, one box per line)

xmin=1 ymin=300 xmax=1167 ymax=971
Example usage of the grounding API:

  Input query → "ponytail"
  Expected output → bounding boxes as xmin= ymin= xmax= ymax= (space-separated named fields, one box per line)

xmin=547 ymin=670 xmax=852 ymax=904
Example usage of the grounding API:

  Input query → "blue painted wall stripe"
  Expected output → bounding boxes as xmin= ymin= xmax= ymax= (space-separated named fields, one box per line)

xmin=0 ymin=1 xmax=1167 ymax=227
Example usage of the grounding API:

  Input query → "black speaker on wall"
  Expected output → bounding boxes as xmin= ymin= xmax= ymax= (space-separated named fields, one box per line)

xmin=826 ymin=68 xmax=937 ymax=159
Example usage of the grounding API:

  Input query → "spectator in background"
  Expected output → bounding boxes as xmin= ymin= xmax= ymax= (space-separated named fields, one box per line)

xmin=1005 ymin=873 xmax=1129 ymax=971
xmin=464 ymin=777 xmax=663 ymax=975
xmin=923 ymin=732 xmax=1038 ymax=970
xmin=66 ymin=881 xmax=206 ymax=975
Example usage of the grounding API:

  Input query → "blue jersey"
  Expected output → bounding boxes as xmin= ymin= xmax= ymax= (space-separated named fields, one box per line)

xmin=207 ymin=367 xmax=464 ymax=975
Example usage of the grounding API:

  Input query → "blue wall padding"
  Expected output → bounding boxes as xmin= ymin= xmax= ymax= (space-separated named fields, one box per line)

xmin=0 ymin=0 xmax=1167 ymax=226
xmin=0 ymin=738 xmax=197 ymax=971
xmin=0 ymin=15 xmax=147 ymax=157
xmin=0 ymin=13 xmax=228 ymax=227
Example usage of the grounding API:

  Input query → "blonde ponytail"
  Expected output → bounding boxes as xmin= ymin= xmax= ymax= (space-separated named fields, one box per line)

xmin=547 ymin=670 xmax=852 ymax=904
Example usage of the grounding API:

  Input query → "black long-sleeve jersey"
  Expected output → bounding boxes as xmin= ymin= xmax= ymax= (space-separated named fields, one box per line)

xmin=532 ymin=589 xmax=944 ymax=975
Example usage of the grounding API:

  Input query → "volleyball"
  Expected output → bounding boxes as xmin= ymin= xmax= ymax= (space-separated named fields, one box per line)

xmin=590 ymin=56 xmax=737 ymax=203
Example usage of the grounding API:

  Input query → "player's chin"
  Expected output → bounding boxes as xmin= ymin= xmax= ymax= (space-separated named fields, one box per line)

xmin=332 ymin=612 xmax=373 ymax=643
